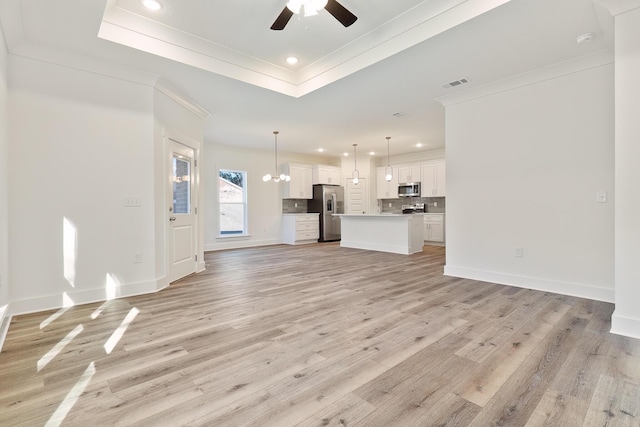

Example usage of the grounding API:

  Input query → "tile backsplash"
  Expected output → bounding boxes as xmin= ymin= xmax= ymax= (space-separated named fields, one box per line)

xmin=282 ymin=199 xmax=308 ymax=213
xmin=283 ymin=197 xmax=444 ymax=214
xmin=379 ymin=197 xmax=445 ymax=214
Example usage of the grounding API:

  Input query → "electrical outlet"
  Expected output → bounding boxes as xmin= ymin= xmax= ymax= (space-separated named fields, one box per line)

xmin=388 ymin=202 xmax=392 ymax=207
xmin=434 ymin=201 xmax=438 ymax=207
xmin=514 ymin=247 xmax=524 ymax=258
xmin=133 ymin=252 xmax=142 ymax=263
xmin=294 ymin=203 xmax=298 ymax=208
xmin=596 ymin=191 xmax=607 ymax=203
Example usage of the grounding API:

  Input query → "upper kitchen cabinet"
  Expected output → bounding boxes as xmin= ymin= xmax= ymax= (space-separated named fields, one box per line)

xmin=376 ymin=166 xmax=398 ymax=199
xmin=397 ymin=164 xmax=421 ymax=183
xmin=312 ymin=165 xmax=341 ymax=185
xmin=421 ymin=160 xmax=446 ymax=197
xmin=282 ymin=163 xmax=313 ymax=199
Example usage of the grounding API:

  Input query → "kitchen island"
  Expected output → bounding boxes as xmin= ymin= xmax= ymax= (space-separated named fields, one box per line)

xmin=336 ymin=213 xmax=424 ymax=255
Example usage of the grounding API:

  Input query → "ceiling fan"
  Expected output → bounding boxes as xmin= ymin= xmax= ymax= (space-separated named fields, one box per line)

xmin=271 ymin=0 xmax=357 ymax=31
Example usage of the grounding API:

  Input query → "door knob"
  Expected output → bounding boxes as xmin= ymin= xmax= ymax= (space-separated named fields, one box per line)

xmin=169 ymin=217 xmax=177 ymax=221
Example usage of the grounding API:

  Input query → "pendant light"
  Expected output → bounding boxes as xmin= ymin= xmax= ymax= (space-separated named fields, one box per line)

xmin=352 ymin=144 xmax=359 ymax=184
xmin=262 ymin=131 xmax=290 ymax=183
xmin=385 ymin=136 xmax=393 ymax=182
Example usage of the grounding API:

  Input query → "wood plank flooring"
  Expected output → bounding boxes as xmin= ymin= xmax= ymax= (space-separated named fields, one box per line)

xmin=1 ymin=244 xmax=639 ymax=426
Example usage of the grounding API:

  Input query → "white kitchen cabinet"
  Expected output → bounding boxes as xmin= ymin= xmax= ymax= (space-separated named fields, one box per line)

xmin=424 ymin=213 xmax=445 ymax=244
xmin=282 ymin=163 xmax=313 ymax=199
xmin=312 ymin=165 xmax=341 ymax=185
xmin=282 ymin=213 xmax=319 ymax=244
xmin=376 ymin=166 xmax=398 ymax=199
xmin=397 ymin=164 xmax=421 ymax=183
xmin=421 ymin=160 xmax=446 ymax=197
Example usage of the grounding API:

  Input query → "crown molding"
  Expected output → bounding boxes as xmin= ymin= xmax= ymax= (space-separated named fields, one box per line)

xmin=7 ymin=40 xmax=161 ymax=87
xmin=99 ymin=0 xmax=512 ymax=98
xmin=155 ymin=78 xmax=210 ymax=119
xmin=436 ymin=50 xmax=614 ymax=107
xmin=0 ymin=0 xmax=209 ymax=118
xmin=594 ymin=0 xmax=640 ymax=16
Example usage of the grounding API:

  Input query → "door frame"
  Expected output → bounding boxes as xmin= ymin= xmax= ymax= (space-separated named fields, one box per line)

xmin=163 ymin=128 xmax=203 ymax=284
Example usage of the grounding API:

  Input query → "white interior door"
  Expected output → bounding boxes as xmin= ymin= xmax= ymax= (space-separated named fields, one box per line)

xmin=168 ymin=139 xmax=197 ymax=282
xmin=346 ymin=178 xmax=368 ymax=214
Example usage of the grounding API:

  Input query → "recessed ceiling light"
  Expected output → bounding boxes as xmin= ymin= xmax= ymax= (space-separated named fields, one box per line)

xmin=318 ymin=148 xmax=324 ymax=152
xmin=343 ymin=152 xmax=349 ymax=157
xmin=286 ymin=56 xmax=299 ymax=65
xmin=416 ymin=143 xmax=423 ymax=148
xmin=142 ymin=0 xmax=162 ymax=11
xmin=369 ymin=151 xmax=375 ymax=156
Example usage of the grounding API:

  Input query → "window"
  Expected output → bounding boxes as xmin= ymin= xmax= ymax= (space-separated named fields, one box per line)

xmin=219 ymin=169 xmax=247 ymax=236
xmin=172 ymin=155 xmax=191 ymax=214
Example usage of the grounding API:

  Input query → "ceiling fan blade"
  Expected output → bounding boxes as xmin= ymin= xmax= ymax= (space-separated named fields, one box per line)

xmin=325 ymin=0 xmax=357 ymax=27
xmin=271 ymin=7 xmax=294 ymax=30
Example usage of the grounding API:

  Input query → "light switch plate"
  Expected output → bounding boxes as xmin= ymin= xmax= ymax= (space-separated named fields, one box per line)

xmin=124 ymin=196 xmax=141 ymax=207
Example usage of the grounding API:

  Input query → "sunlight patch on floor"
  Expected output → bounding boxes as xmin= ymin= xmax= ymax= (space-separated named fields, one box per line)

xmin=40 ymin=293 xmax=75 ymax=330
xmin=90 ymin=301 xmax=109 ymax=320
xmin=104 ymin=307 xmax=139 ymax=354
xmin=37 ymin=324 xmax=84 ymax=372
xmin=44 ymin=361 xmax=96 ymax=427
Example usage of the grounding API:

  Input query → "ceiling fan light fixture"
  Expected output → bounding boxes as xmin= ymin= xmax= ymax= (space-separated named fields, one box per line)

xmin=287 ymin=0 xmax=328 ymax=16
xmin=272 ymin=0 xmax=356 ymax=30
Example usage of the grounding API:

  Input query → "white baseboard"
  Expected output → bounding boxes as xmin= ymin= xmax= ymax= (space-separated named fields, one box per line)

xmin=444 ymin=265 xmax=615 ymax=303
xmin=0 ymin=304 xmax=9 ymax=353
xmin=204 ymin=238 xmax=282 ymax=252
xmin=340 ymin=240 xmax=416 ymax=255
xmin=7 ymin=278 xmax=165 ymax=318
xmin=610 ymin=310 xmax=640 ymax=340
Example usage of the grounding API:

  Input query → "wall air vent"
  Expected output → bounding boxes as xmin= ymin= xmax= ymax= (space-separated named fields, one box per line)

xmin=443 ymin=78 xmax=469 ymax=89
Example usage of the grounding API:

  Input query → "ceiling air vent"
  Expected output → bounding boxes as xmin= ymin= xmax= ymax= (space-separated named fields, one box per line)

xmin=443 ymin=78 xmax=469 ymax=89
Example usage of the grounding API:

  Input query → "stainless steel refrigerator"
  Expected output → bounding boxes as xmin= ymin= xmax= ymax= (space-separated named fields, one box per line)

xmin=308 ymin=184 xmax=344 ymax=242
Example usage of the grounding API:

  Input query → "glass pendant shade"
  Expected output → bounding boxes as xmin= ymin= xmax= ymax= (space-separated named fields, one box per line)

xmin=385 ymin=166 xmax=393 ymax=182
xmin=263 ymin=131 xmax=290 ymax=183
xmin=385 ymin=136 xmax=393 ymax=182
xmin=352 ymin=144 xmax=359 ymax=184
xmin=286 ymin=0 xmax=328 ymax=16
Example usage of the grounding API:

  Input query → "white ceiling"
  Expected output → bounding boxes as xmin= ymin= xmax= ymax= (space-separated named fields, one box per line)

xmin=0 ymin=0 xmax=612 ymax=158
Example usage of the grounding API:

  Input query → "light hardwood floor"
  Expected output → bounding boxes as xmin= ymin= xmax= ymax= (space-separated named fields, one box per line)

xmin=1 ymin=244 xmax=639 ymax=426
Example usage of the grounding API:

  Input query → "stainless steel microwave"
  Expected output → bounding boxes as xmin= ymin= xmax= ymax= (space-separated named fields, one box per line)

xmin=398 ymin=182 xmax=421 ymax=197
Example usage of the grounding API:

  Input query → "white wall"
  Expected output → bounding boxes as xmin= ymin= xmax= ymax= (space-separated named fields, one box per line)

xmin=203 ymin=142 xmax=332 ymax=251
xmin=153 ymin=88 xmax=206 ymax=279
xmin=8 ymin=56 xmax=158 ymax=313
xmin=612 ymin=6 xmax=640 ymax=338
xmin=443 ymin=62 xmax=615 ymax=302
xmin=0 ymin=23 xmax=10 ymax=323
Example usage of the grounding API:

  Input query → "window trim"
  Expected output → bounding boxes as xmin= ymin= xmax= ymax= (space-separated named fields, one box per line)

xmin=218 ymin=169 xmax=248 ymax=237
